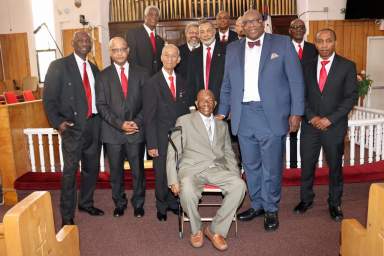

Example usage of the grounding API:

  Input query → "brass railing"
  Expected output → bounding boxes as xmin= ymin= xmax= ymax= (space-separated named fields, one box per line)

xmin=110 ymin=0 xmax=297 ymax=21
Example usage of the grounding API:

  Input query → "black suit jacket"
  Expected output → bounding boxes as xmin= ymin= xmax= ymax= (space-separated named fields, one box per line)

xmin=143 ymin=71 xmax=190 ymax=154
xmin=215 ymin=30 xmax=238 ymax=49
xmin=187 ymin=41 xmax=225 ymax=106
xmin=95 ymin=64 xmax=149 ymax=144
xmin=301 ymin=41 xmax=318 ymax=64
xmin=175 ymin=43 xmax=201 ymax=80
xmin=303 ymin=54 xmax=358 ymax=136
xmin=126 ymin=25 xmax=164 ymax=76
xmin=43 ymin=53 xmax=99 ymax=131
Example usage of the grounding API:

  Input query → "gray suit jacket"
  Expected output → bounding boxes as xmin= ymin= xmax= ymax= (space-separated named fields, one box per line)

xmin=166 ymin=111 xmax=239 ymax=186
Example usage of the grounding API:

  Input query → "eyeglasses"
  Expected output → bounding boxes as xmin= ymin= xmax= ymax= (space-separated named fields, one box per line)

xmin=290 ymin=25 xmax=306 ymax=30
xmin=243 ymin=19 xmax=263 ymax=26
xmin=111 ymin=48 xmax=128 ymax=54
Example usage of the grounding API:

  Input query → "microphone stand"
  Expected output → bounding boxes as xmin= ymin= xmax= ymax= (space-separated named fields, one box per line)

xmin=33 ymin=23 xmax=63 ymax=57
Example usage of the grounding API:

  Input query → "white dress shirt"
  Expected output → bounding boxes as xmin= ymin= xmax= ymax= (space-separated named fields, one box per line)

xmin=74 ymin=53 xmax=97 ymax=114
xmin=187 ymin=42 xmax=200 ymax=51
xmin=219 ymin=29 xmax=230 ymax=41
xmin=161 ymin=68 xmax=176 ymax=91
xmin=292 ymin=39 xmax=304 ymax=55
xmin=143 ymin=23 xmax=156 ymax=37
xmin=199 ymin=112 xmax=215 ymax=143
xmin=243 ymin=33 xmax=265 ymax=102
xmin=316 ymin=52 xmax=335 ymax=83
xmin=113 ymin=61 xmax=129 ymax=84
xmin=203 ymin=40 xmax=216 ymax=88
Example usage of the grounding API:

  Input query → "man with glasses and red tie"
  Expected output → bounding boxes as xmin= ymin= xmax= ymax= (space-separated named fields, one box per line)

xmin=143 ymin=44 xmax=190 ymax=221
xmin=96 ymin=37 xmax=149 ymax=218
xmin=43 ymin=31 xmax=104 ymax=227
xmin=288 ymin=18 xmax=318 ymax=168
xmin=187 ymin=19 xmax=226 ymax=109
xmin=217 ymin=10 xmax=305 ymax=231
xmin=126 ymin=5 xmax=164 ymax=76
xmin=293 ymin=29 xmax=357 ymax=221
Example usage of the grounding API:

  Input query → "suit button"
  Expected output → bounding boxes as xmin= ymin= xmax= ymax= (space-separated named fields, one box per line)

xmin=68 ymin=82 xmax=72 ymax=86
xmin=153 ymin=60 xmax=157 ymax=63
xmin=70 ymin=96 xmax=74 ymax=100
xmin=74 ymin=112 xmax=77 ymax=116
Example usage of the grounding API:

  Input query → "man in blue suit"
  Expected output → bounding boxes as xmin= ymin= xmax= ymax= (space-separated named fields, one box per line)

xmin=217 ymin=10 xmax=305 ymax=231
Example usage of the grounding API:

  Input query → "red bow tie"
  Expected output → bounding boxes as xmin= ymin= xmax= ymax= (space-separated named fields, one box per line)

xmin=248 ymin=40 xmax=261 ymax=48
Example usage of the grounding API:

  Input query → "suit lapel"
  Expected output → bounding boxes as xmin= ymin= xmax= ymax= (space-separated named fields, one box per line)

xmin=158 ymin=72 xmax=175 ymax=102
xmin=310 ymin=60 xmax=322 ymax=95
xmin=191 ymin=112 xmax=211 ymax=147
xmin=67 ymin=54 xmax=86 ymax=100
xmin=196 ymin=47 xmax=204 ymax=86
xmin=140 ymin=26 xmax=153 ymax=55
xmin=239 ymin=39 xmax=246 ymax=91
xmin=110 ymin=65 xmax=125 ymax=103
xmin=322 ymin=55 xmax=339 ymax=95
xmin=259 ymin=33 xmax=272 ymax=75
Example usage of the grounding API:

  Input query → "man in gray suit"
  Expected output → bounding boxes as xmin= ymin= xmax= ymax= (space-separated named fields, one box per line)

xmin=167 ymin=90 xmax=246 ymax=251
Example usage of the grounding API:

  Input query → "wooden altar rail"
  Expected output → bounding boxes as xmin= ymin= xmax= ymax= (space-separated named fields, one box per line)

xmin=0 ymin=100 xmax=50 ymax=205
xmin=110 ymin=0 xmax=296 ymax=21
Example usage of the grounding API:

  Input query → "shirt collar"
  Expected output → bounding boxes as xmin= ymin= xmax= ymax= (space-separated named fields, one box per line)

xmin=203 ymin=40 xmax=216 ymax=51
xmin=74 ymin=52 xmax=88 ymax=64
xmin=113 ymin=61 xmax=129 ymax=73
xmin=292 ymin=39 xmax=304 ymax=48
xmin=143 ymin=24 xmax=155 ymax=35
xmin=246 ymin=33 xmax=265 ymax=48
xmin=219 ymin=29 xmax=229 ymax=38
xmin=187 ymin=42 xmax=200 ymax=51
xmin=162 ymin=68 xmax=176 ymax=81
xmin=318 ymin=52 xmax=335 ymax=64
xmin=199 ymin=112 xmax=214 ymax=122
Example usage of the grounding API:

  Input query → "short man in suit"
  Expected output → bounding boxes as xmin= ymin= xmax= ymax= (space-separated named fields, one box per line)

xmin=187 ymin=19 xmax=225 ymax=108
xmin=167 ymin=89 xmax=246 ymax=251
xmin=293 ymin=29 xmax=358 ymax=221
xmin=176 ymin=22 xmax=200 ymax=79
xmin=96 ymin=37 xmax=148 ymax=218
xmin=288 ymin=18 xmax=318 ymax=168
xmin=235 ymin=16 xmax=245 ymax=39
xmin=143 ymin=44 xmax=190 ymax=221
xmin=217 ymin=10 xmax=305 ymax=231
xmin=215 ymin=10 xmax=238 ymax=47
xmin=43 ymin=31 xmax=104 ymax=226
xmin=126 ymin=5 xmax=164 ymax=76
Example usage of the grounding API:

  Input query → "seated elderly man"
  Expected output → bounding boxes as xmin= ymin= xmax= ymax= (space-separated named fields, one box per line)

xmin=166 ymin=89 xmax=246 ymax=251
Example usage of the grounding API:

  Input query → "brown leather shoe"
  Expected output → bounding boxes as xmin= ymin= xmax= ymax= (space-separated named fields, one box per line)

xmin=203 ymin=226 xmax=228 ymax=251
xmin=190 ymin=230 xmax=204 ymax=248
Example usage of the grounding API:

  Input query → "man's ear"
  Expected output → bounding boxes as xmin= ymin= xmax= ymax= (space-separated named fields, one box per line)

xmin=214 ymin=100 xmax=217 ymax=107
xmin=195 ymin=100 xmax=198 ymax=107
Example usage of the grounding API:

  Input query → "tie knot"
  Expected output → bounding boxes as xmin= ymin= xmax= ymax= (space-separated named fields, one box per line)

xmin=207 ymin=47 xmax=211 ymax=52
xmin=298 ymin=44 xmax=302 ymax=49
xmin=169 ymin=75 xmax=174 ymax=82
xmin=248 ymin=40 xmax=261 ymax=48
xmin=83 ymin=62 xmax=87 ymax=67
xmin=120 ymin=67 xmax=125 ymax=72
xmin=321 ymin=60 xmax=330 ymax=66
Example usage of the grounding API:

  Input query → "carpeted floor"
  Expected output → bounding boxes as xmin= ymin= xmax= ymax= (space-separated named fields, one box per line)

xmin=0 ymin=183 xmax=372 ymax=256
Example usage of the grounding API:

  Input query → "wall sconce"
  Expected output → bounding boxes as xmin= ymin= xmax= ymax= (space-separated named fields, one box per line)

xmin=74 ymin=0 xmax=81 ymax=8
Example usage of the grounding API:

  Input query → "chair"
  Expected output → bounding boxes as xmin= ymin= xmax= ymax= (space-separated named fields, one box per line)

xmin=4 ymin=91 xmax=19 ymax=104
xmin=21 ymin=76 xmax=39 ymax=92
xmin=22 ymin=90 xmax=36 ymax=101
xmin=340 ymin=183 xmax=384 ymax=256
xmin=0 ymin=191 xmax=80 ymax=256
xmin=168 ymin=128 xmax=238 ymax=239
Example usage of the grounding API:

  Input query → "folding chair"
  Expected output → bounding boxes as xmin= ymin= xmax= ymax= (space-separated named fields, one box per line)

xmin=4 ymin=91 xmax=19 ymax=104
xmin=22 ymin=90 xmax=36 ymax=101
xmin=168 ymin=127 xmax=238 ymax=239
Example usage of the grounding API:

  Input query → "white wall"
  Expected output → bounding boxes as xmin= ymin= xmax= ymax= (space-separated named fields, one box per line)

xmin=297 ymin=0 xmax=347 ymax=21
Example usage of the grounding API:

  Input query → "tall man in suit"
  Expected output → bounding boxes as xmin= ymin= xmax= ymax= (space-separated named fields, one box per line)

xmin=176 ymin=22 xmax=200 ymax=79
xmin=293 ymin=29 xmax=358 ymax=221
xmin=288 ymin=18 xmax=318 ymax=168
xmin=215 ymin=10 xmax=238 ymax=47
xmin=143 ymin=44 xmax=190 ymax=221
xmin=187 ymin=19 xmax=225 ymax=108
xmin=96 ymin=37 xmax=148 ymax=218
xmin=167 ymin=90 xmax=246 ymax=251
xmin=217 ymin=10 xmax=305 ymax=231
xmin=126 ymin=5 xmax=164 ymax=76
xmin=235 ymin=16 xmax=245 ymax=39
xmin=43 ymin=31 xmax=104 ymax=226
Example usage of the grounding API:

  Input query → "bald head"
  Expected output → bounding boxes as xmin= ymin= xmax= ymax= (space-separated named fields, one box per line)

xmin=161 ymin=44 xmax=180 ymax=56
xmin=72 ymin=31 xmax=92 ymax=60
xmin=196 ymin=89 xmax=216 ymax=117
xmin=109 ymin=36 xmax=129 ymax=66
xmin=161 ymin=43 xmax=180 ymax=74
xmin=109 ymin=37 xmax=127 ymax=49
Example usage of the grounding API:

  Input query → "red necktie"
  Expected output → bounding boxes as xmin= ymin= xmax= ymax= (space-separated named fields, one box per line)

xmin=82 ymin=62 xmax=92 ymax=117
xmin=150 ymin=31 xmax=157 ymax=55
xmin=205 ymin=47 xmax=211 ymax=90
xmin=169 ymin=75 xmax=176 ymax=100
xmin=120 ymin=67 xmax=128 ymax=98
xmin=318 ymin=60 xmax=330 ymax=92
xmin=247 ymin=40 xmax=260 ymax=48
xmin=221 ymin=35 xmax=226 ymax=42
xmin=298 ymin=44 xmax=303 ymax=60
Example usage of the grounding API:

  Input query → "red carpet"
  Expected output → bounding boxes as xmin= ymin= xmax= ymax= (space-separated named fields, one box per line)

xmin=14 ymin=162 xmax=384 ymax=190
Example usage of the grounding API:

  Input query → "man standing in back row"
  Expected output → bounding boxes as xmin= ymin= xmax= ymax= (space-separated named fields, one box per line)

xmin=217 ymin=10 xmax=305 ymax=231
xmin=293 ymin=29 xmax=357 ymax=221
xmin=43 ymin=31 xmax=104 ymax=227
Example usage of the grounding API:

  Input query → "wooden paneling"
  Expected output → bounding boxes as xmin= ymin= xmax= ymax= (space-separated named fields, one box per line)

xmin=62 ymin=28 xmax=103 ymax=69
xmin=0 ymin=100 xmax=50 ymax=205
xmin=109 ymin=15 xmax=296 ymax=46
xmin=308 ymin=20 xmax=384 ymax=73
xmin=0 ymin=33 xmax=30 ymax=85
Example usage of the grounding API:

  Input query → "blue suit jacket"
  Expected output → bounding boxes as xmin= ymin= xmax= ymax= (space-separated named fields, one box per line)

xmin=218 ymin=33 xmax=305 ymax=136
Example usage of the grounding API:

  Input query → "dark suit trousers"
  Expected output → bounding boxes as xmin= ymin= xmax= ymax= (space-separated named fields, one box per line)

xmin=300 ymin=122 xmax=345 ymax=206
xmin=289 ymin=131 xmax=298 ymax=168
xmin=60 ymin=115 xmax=101 ymax=221
xmin=154 ymin=154 xmax=178 ymax=214
xmin=105 ymin=142 xmax=145 ymax=209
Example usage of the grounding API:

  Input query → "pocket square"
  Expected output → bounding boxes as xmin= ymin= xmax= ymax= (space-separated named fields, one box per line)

xmin=270 ymin=53 xmax=279 ymax=60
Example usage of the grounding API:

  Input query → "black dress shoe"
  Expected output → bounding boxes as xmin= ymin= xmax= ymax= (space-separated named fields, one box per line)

xmin=61 ymin=218 xmax=74 ymax=227
xmin=168 ymin=207 xmax=180 ymax=215
xmin=134 ymin=207 xmax=144 ymax=218
xmin=237 ymin=208 xmax=265 ymax=221
xmin=78 ymin=206 xmax=104 ymax=216
xmin=113 ymin=207 xmax=125 ymax=217
xmin=329 ymin=205 xmax=343 ymax=222
xmin=264 ymin=212 xmax=279 ymax=231
xmin=157 ymin=212 xmax=167 ymax=221
xmin=293 ymin=201 xmax=313 ymax=214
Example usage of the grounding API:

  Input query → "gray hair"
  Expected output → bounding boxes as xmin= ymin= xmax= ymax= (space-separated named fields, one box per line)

xmin=108 ymin=37 xmax=127 ymax=49
xmin=144 ymin=5 xmax=160 ymax=17
xmin=161 ymin=43 xmax=180 ymax=56
xmin=185 ymin=22 xmax=199 ymax=34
